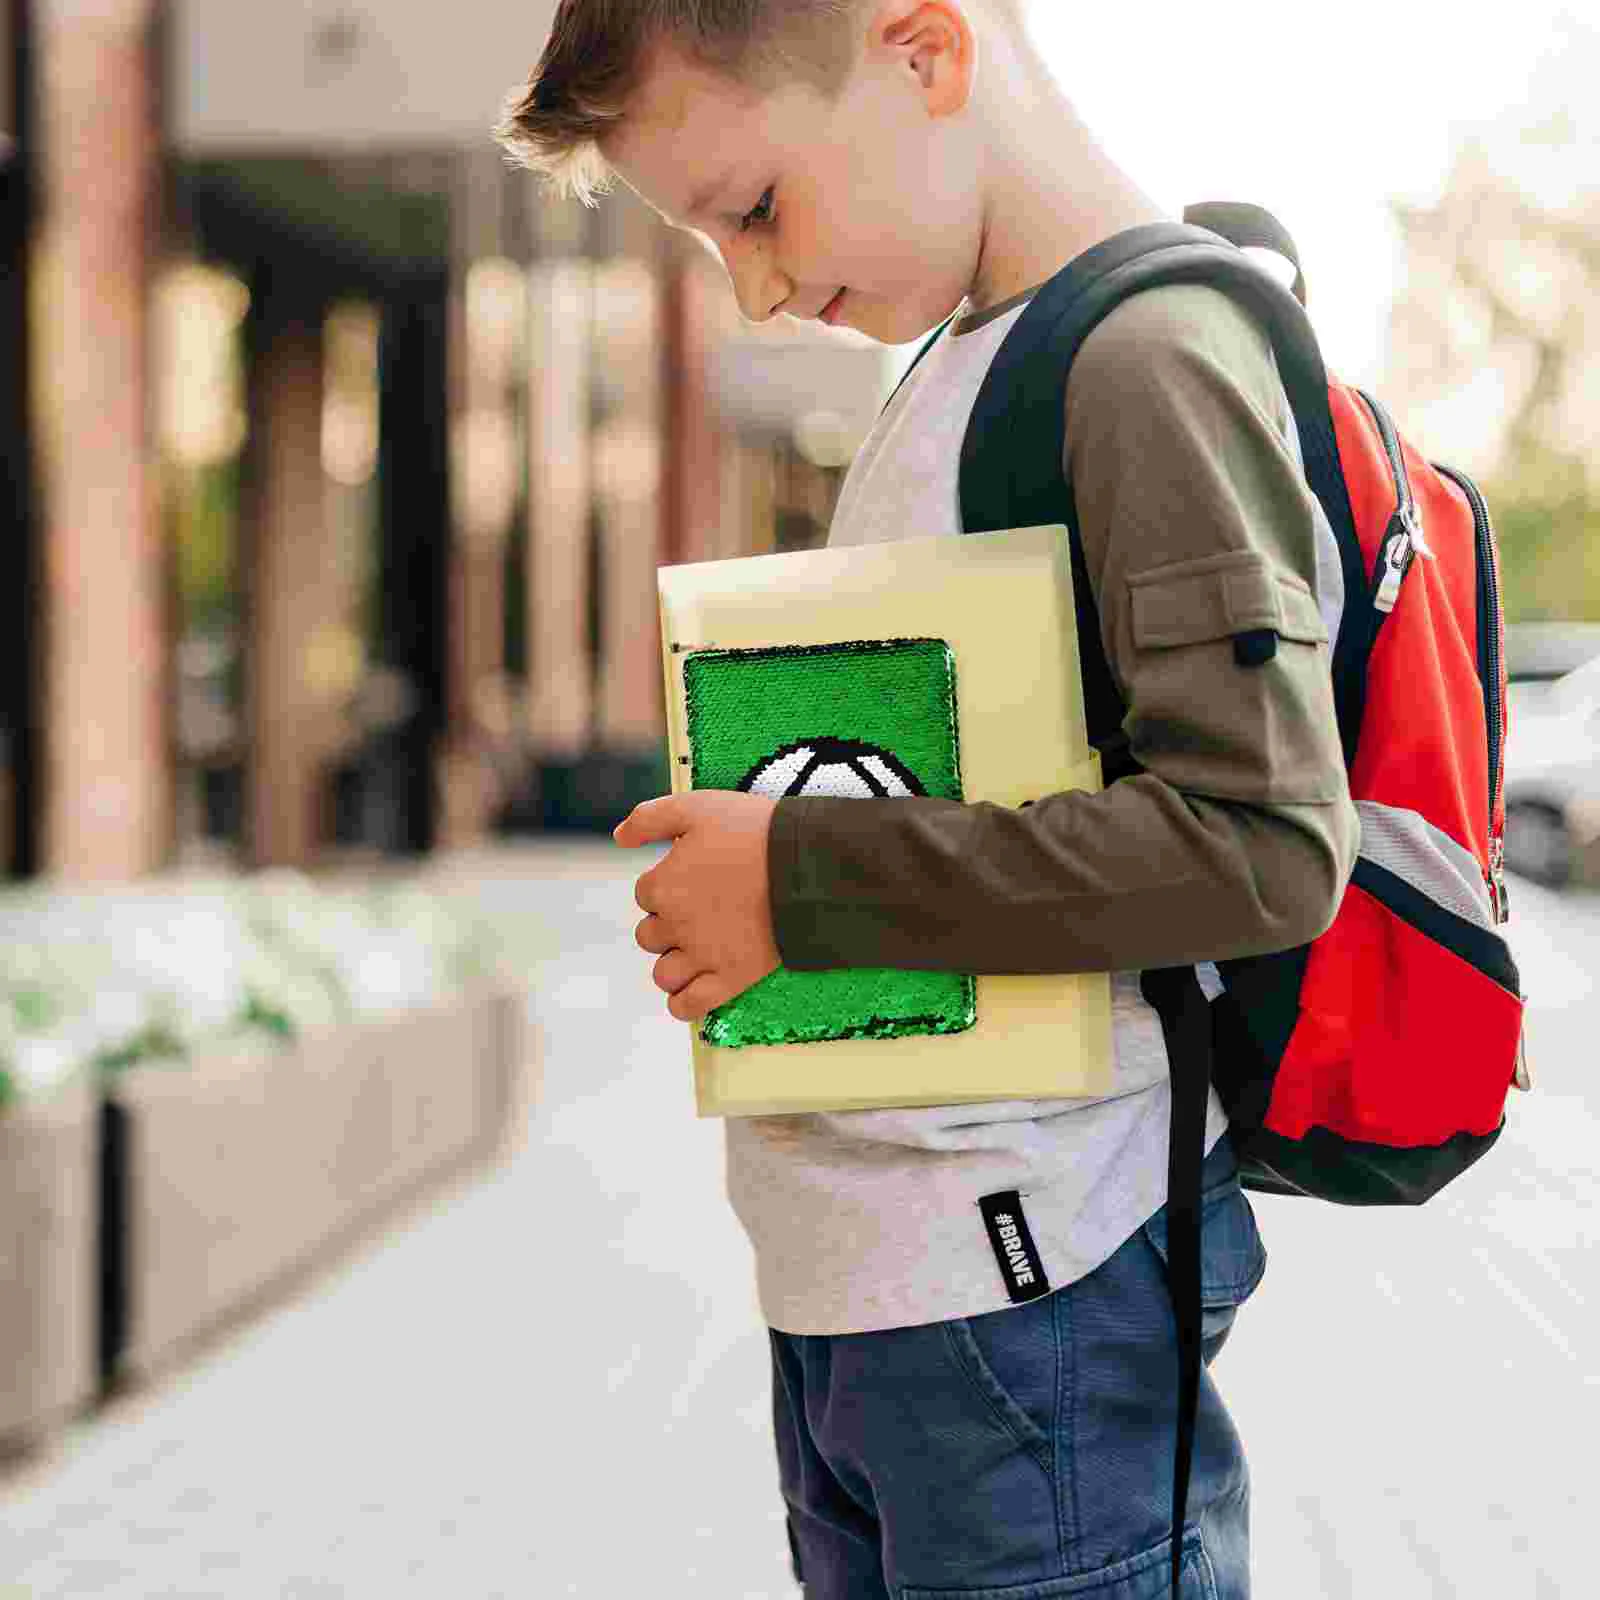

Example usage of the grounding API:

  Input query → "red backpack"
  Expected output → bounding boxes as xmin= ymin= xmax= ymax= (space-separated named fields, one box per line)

xmin=902 ymin=200 xmax=1529 ymax=1598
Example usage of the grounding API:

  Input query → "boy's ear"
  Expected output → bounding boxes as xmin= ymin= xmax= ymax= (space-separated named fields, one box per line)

xmin=872 ymin=0 xmax=977 ymax=118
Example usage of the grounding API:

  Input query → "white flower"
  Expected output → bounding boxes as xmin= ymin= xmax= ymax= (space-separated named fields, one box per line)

xmin=0 ymin=864 xmax=515 ymax=1100
xmin=8 ymin=1034 xmax=83 ymax=1096
xmin=345 ymin=935 xmax=442 ymax=1017
xmin=84 ymin=986 xmax=151 ymax=1052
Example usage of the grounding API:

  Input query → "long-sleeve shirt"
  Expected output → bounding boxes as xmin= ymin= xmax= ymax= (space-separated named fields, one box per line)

xmin=723 ymin=280 xmax=1359 ymax=1335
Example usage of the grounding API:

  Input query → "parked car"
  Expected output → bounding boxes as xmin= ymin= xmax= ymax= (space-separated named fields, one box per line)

xmin=1505 ymin=621 xmax=1600 ymax=684
xmin=1503 ymin=652 xmax=1600 ymax=888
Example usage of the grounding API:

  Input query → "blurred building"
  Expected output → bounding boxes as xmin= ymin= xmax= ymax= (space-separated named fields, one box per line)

xmin=0 ymin=0 xmax=891 ymax=883
xmin=1 ymin=2 xmax=29 ymax=877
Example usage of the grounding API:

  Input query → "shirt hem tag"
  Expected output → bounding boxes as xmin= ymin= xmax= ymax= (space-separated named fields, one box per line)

xmin=979 ymin=1189 xmax=1051 ymax=1304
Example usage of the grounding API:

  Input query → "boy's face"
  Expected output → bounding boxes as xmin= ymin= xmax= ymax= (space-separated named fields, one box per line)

xmin=599 ymin=3 xmax=984 ymax=346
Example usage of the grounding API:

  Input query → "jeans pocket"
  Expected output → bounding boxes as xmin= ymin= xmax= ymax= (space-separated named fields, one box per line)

xmin=1141 ymin=1159 xmax=1268 ymax=1360
xmin=942 ymin=1291 xmax=1058 ymax=1473
xmin=901 ymin=1526 xmax=1220 ymax=1599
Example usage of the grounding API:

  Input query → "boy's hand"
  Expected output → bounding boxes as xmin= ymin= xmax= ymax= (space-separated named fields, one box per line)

xmin=614 ymin=791 xmax=781 ymax=1022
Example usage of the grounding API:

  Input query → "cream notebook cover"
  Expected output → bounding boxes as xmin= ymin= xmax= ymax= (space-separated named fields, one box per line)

xmin=657 ymin=524 xmax=1114 ymax=1118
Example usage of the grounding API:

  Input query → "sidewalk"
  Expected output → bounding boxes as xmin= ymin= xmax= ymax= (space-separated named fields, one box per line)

xmin=1 ymin=841 xmax=1593 ymax=1597
xmin=0 ymin=840 xmax=800 ymax=1599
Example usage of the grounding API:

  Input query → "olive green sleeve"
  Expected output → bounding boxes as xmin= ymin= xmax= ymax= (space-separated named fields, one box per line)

xmin=767 ymin=284 xmax=1359 ymax=975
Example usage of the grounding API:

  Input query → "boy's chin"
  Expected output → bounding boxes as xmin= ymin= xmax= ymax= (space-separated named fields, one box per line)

xmin=883 ymin=294 xmax=972 ymax=347
xmin=833 ymin=301 xmax=943 ymax=348
xmin=800 ymin=291 xmax=953 ymax=347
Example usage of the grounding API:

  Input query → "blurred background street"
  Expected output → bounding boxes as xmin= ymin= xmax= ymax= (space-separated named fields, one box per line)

xmin=2 ymin=0 xmax=1598 ymax=1596
xmin=0 ymin=843 xmax=1592 ymax=1598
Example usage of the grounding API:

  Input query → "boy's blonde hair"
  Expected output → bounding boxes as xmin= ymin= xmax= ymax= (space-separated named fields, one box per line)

xmin=496 ymin=0 xmax=871 ymax=207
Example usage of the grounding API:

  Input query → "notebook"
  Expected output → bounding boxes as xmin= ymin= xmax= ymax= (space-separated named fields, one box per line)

xmin=657 ymin=523 xmax=1114 ymax=1117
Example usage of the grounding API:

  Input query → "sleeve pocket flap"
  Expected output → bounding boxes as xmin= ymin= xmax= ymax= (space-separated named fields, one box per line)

xmin=1130 ymin=552 xmax=1327 ymax=650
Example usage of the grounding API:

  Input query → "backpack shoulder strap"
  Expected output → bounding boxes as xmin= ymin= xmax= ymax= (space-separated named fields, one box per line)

xmin=958 ymin=219 xmax=1366 ymax=759
xmin=961 ymin=219 xmax=1351 ymax=534
xmin=1183 ymin=200 xmax=1307 ymax=307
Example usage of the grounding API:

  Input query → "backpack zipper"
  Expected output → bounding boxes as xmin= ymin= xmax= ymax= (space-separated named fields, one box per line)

xmin=1354 ymin=391 xmax=1510 ymax=933
xmin=1433 ymin=461 xmax=1509 ymax=928
xmin=1354 ymin=388 xmax=1422 ymax=614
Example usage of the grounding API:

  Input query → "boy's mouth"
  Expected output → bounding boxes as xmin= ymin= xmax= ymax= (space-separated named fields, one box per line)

xmin=818 ymin=288 xmax=848 ymax=325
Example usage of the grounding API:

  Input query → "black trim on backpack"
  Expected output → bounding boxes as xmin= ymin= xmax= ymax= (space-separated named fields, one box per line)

xmin=1350 ymin=859 xmax=1521 ymax=995
xmin=1207 ymin=949 xmax=1510 ymax=1204
xmin=1237 ymin=1120 xmax=1505 ymax=1207
xmin=1209 ymin=946 xmax=1313 ymax=1143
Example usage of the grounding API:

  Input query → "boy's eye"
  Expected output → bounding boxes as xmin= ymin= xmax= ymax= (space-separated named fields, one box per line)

xmin=738 ymin=187 xmax=776 ymax=233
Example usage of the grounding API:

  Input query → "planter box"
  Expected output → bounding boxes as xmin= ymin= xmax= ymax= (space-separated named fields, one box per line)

xmin=0 ymin=1078 xmax=99 ymax=1449
xmin=354 ymin=996 xmax=490 ymax=1206
xmin=110 ymin=1038 xmax=301 ymax=1381
xmin=111 ymin=986 xmax=523 ymax=1383
xmin=478 ymin=984 xmax=530 ymax=1159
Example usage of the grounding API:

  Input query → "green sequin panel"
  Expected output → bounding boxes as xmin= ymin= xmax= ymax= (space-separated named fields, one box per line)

xmin=682 ymin=638 xmax=976 ymax=1048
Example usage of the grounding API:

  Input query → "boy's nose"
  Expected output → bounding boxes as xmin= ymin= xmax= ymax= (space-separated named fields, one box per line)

xmin=725 ymin=247 xmax=791 ymax=323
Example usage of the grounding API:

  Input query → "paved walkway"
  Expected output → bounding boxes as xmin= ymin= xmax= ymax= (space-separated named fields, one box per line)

xmin=1 ymin=841 xmax=1595 ymax=1597
xmin=1 ymin=842 xmax=798 ymax=1598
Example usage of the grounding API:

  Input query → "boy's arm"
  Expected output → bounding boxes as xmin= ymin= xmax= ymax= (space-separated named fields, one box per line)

xmin=767 ymin=283 xmax=1360 ymax=976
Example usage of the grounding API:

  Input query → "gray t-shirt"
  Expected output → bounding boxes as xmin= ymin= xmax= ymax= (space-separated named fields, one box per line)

xmin=726 ymin=283 xmax=1352 ymax=1335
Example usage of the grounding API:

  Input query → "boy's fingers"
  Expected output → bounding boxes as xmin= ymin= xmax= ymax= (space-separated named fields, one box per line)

xmin=652 ymin=949 xmax=705 ymax=996
xmin=667 ymin=974 xmax=726 ymax=1022
xmin=633 ymin=863 xmax=669 ymax=915
xmin=614 ymin=794 xmax=685 ymax=846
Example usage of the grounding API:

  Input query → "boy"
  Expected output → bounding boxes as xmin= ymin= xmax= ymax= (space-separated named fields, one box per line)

xmin=498 ymin=3 xmax=1357 ymax=1595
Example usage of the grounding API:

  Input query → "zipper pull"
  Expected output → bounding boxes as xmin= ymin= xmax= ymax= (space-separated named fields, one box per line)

xmin=1513 ymin=1021 xmax=1532 ymax=1092
xmin=1489 ymin=833 xmax=1509 ymax=924
xmin=1402 ymin=501 xmax=1432 ymax=560
xmin=1373 ymin=524 xmax=1414 ymax=613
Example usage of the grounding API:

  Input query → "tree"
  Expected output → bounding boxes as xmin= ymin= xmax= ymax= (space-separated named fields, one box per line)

xmin=1384 ymin=18 xmax=1600 ymax=621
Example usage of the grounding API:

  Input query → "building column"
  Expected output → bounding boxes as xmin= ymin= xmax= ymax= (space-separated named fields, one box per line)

xmin=525 ymin=257 xmax=593 ymax=762
xmin=1 ymin=0 xmax=40 ymax=877
xmin=374 ymin=280 xmax=452 ymax=855
xmin=35 ymin=0 xmax=168 ymax=880
xmin=660 ymin=238 xmax=730 ymax=572
xmin=241 ymin=289 xmax=334 ymax=869
xmin=439 ymin=157 xmax=521 ymax=850
xmin=593 ymin=255 xmax=664 ymax=752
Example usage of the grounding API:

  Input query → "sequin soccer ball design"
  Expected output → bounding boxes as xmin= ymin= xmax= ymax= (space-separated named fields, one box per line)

xmin=737 ymin=736 xmax=927 ymax=800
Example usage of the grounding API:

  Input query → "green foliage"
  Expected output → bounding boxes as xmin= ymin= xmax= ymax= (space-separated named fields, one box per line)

xmin=11 ymin=985 xmax=58 ymax=1032
xmin=1482 ymin=443 xmax=1600 ymax=623
xmin=93 ymin=1020 xmax=188 ymax=1079
xmin=239 ymin=990 xmax=297 ymax=1041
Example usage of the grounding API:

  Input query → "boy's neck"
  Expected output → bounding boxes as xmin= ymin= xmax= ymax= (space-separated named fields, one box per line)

xmin=959 ymin=39 xmax=1171 ymax=317
xmin=965 ymin=182 xmax=1170 ymax=316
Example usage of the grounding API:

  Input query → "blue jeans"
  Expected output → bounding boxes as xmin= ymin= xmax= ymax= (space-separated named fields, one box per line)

xmin=768 ymin=1135 xmax=1267 ymax=1598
